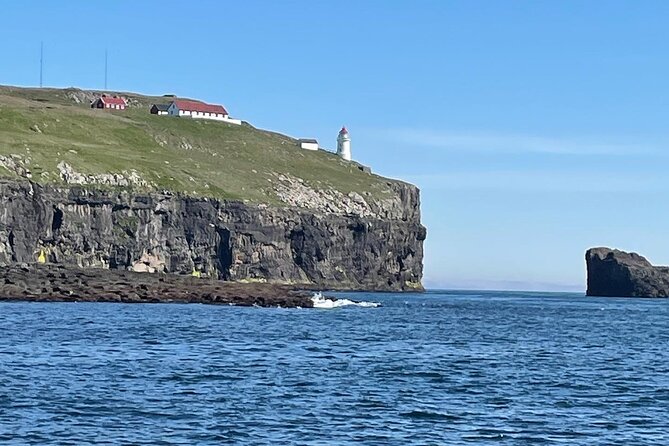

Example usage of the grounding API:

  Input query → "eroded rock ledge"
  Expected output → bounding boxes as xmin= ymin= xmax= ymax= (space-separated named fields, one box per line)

xmin=0 ymin=263 xmax=314 ymax=307
xmin=585 ymin=247 xmax=669 ymax=298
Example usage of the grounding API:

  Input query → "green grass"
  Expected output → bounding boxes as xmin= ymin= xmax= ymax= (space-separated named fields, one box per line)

xmin=0 ymin=86 xmax=399 ymax=204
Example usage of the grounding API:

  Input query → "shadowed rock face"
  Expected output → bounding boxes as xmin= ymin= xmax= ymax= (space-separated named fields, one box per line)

xmin=586 ymin=247 xmax=669 ymax=298
xmin=0 ymin=180 xmax=425 ymax=291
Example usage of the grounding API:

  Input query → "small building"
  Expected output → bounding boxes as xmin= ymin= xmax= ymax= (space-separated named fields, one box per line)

xmin=298 ymin=139 xmax=319 ymax=151
xmin=150 ymin=104 xmax=170 ymax=115
xmin=91 ymin=95 xmax=127 ymax=110
xmin=167 ymin=99 xmax=242 ymax=125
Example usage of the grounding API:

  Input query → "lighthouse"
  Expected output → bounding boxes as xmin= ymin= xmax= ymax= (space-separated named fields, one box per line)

xmin=336 ymin=126 xmax=352 ymax=161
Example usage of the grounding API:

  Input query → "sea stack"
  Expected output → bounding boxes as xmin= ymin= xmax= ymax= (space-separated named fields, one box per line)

xmin=585 ymin=247 xmax=669 ymax=298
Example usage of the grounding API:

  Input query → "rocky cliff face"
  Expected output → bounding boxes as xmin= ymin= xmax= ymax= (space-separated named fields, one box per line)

xmin=585 ymin=247 xmax=669 ymax=297
xmin=0 ymin=180 xmax=425 ymax=291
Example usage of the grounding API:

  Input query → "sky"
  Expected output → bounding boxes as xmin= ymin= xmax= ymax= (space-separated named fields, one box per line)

xmin=1 ymin=1 xmax=668 ymax=291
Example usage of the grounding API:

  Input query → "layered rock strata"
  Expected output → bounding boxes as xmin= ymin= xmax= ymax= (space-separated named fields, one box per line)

xmin=0 ymin=180 xmax=425 ymax=291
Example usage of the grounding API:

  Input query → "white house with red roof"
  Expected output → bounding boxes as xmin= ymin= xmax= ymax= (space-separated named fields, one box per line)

xmin=166 ymin=99 xmax=241 ymax=125
xmin=91 ymin=94 xmax=127 ymax=110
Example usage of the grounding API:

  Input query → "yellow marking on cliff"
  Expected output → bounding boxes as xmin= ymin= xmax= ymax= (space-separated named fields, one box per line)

xmin=37 ymin=249 xmax=47 ymax=264
xmin=191 ymin=269 xmax=202 ymax=278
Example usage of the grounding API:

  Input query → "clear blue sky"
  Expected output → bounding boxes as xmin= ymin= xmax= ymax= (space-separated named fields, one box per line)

xmin=2 ymin=1 xmax=668 ymax=291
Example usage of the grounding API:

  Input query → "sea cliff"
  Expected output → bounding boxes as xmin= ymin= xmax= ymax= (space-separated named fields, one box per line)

xmin=0 ymin=86 xmax=426 ymax=292
xmin=0 ymin=180 xmax=425 ymax=291
xmin=585 ymin=247 xmax=669 ymax=298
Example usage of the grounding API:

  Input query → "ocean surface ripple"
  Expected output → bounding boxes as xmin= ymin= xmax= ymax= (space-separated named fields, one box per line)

xmin=1 ymin=290 xmax=668 ymax=445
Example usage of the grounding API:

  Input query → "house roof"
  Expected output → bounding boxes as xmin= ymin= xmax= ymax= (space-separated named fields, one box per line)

xmin=298 ymin=139 xmax=318 ymax=144
xmin=172 ymin=99 xmax=228 ymax=115
xmin=152 ymin=103 xmax=170 ymax=111
xmin=98 ymin=95 xmax=127 ymax=106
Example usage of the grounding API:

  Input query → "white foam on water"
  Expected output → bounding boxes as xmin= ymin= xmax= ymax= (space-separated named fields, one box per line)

xmin=311 ymin=292 xmax=380 ymax=309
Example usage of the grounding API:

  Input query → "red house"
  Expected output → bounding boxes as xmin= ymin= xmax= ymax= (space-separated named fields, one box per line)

xmin=91 ymin=94 xmax=128 ymax=110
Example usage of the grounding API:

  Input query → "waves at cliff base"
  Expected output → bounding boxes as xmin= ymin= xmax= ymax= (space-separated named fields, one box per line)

xmin=311 ymin=292 xmax=380 ymax=309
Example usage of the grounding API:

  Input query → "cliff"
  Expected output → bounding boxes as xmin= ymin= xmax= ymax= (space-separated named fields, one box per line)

xmin=0 ymin=86 xmax=426 ymax=291
xmin=585 ymin=247 xmax=669 ymax=298
xmin=0 ymin=180 xmax=425 ymax=291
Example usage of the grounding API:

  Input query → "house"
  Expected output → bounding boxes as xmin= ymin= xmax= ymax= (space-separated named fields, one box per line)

xmin=167 ymin=99 xmax=242 ymax=125
xmin=150 ymin=104 xmax=170 ymax=115
xmin=298 ymin=139 xmax=319 ymax=151
xmin=91 ymin=94 xmax=127 ymax=110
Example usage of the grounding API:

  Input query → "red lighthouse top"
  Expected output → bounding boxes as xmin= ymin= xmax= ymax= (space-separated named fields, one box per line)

xmin=339 ymin=126 xmax=348 ymax=134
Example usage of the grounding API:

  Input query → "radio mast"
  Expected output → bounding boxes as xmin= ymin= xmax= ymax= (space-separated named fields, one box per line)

xmin=39 ymin=41 xmax=43 ymax=88
xmin=104 ymin=49 xmax=108 ymax=90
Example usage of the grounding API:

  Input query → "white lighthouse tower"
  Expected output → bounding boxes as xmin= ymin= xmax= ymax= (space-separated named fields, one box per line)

xmin=336 ymin=126 xmax=352 ymax=161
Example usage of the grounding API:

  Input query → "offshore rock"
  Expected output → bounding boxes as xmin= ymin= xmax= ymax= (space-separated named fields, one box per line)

xmin=585 ymin=247 xmax=669 ymax=298
xmin=0 ymin=180 xmax=425 ymax=291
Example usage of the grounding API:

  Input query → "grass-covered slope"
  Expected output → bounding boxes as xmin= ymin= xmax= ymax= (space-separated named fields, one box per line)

xmin=0 ymin=86 xmax=395 ymax=204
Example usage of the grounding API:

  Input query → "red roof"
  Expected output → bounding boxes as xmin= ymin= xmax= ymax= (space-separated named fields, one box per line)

xmin=99 ymin=96 xmax=127 ymax=106
xmin=173 ymin=99 xmax=228 ymax=115
xmin=339 ymin=126 xmax=348 ymax=134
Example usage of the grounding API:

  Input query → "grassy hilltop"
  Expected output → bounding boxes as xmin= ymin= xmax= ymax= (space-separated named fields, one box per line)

xmin=0 ymin=86 xmax=396 ymax=204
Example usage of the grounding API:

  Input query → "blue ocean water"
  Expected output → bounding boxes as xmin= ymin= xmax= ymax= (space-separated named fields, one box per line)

xmin=0 ymin=290 xmax=668 ymax=445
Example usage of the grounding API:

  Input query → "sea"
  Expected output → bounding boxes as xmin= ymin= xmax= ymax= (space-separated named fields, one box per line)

xmin=0 ymin=290 xmax=667 ymax=445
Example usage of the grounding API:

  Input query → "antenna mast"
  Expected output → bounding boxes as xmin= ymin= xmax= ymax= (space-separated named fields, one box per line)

xmin=104 ymin=49 xmax=108 ymax=90
xmin=40 ymin=41 xmax=43 ymax=88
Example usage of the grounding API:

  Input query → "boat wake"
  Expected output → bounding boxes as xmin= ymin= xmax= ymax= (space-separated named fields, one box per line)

xmin=311 ymin=292 xmax=380 ymax=309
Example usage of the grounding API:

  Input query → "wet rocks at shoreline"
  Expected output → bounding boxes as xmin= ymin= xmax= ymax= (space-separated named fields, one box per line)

xmin=0 ymin=263 xmax=315 ymax=307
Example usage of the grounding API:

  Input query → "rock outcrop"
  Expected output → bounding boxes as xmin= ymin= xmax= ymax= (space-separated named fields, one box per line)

xmin=0 ymin=180 xmax=425 ymax=291
xmin=585 ymin=247 xmax=669 ymax=297
xmin=0 ymin=263 xmax=314 ymax=307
